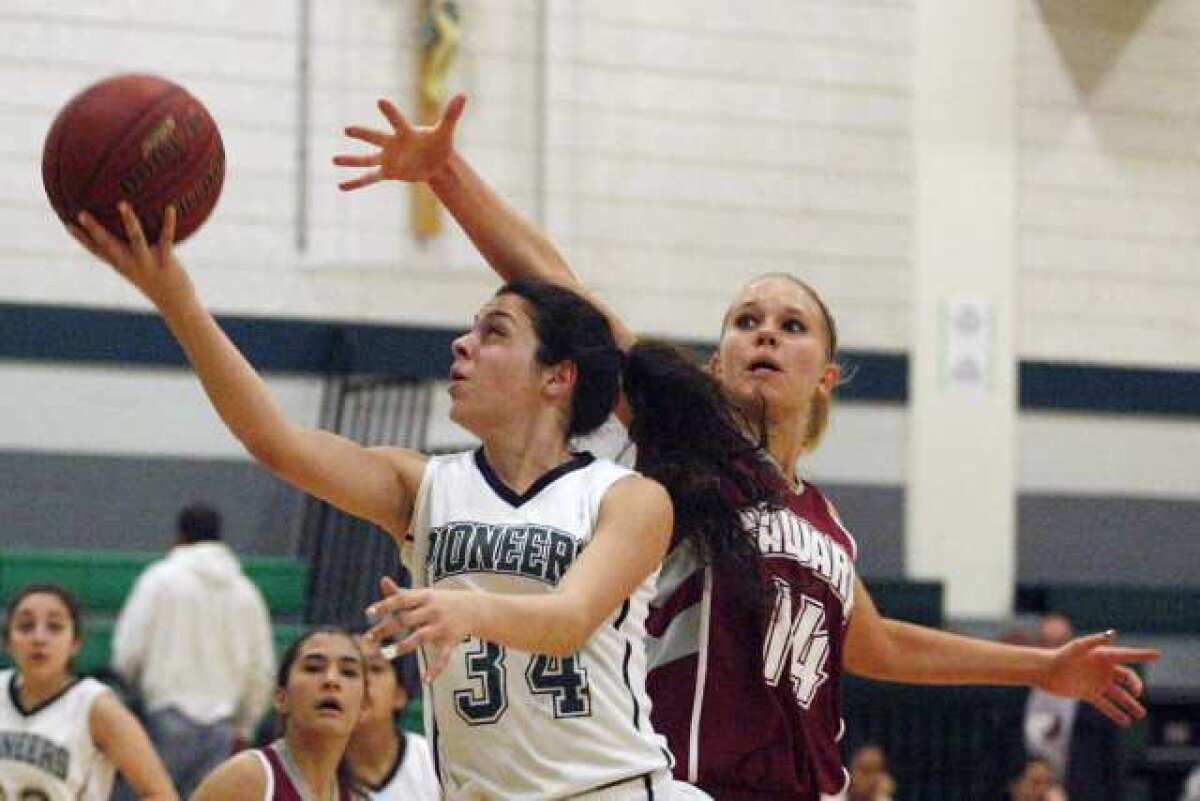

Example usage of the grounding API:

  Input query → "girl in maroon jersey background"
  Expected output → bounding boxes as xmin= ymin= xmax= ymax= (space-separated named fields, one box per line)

xmin=191 ymin=628 xmax=367 ymax=801
xmin=333 ymin=94 xmax=1160 ymax=801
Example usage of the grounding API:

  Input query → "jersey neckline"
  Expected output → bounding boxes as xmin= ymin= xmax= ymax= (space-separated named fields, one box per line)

xmin=360 ymin=730 xmax=409 ymax=792
xmin=473 ymin=447 xmax=596 ymax=508
xmin=6 ymin=670 xmax=83 ymax=717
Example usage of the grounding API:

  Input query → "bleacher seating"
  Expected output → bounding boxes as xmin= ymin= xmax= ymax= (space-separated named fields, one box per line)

xmin=0 ymin=549 xmax=309 ymax=673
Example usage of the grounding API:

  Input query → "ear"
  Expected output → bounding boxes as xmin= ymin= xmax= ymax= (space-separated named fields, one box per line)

xmin=818 ymin=361 xmax=841 ymax=395
xmin=272 ymin=686 xmax=288 ymax=716
xmin=542 ymin=359 xmax=577 ymax=402
xmin=707 ymin=350 xmax=723 ymax=379
xmin=68 ymin=637 xmax=83 ymax=660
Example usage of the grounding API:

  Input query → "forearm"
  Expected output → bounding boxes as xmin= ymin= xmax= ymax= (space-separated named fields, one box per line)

xmin=428 ymin=151 xmax=575 ymax=286
xmin=471 ymin=591 xmax=591 ymax=657
xmin=156 ymin=288 xmax=298 ymax=465
xmin=855 ymin=618 xmax=1053 ymax=686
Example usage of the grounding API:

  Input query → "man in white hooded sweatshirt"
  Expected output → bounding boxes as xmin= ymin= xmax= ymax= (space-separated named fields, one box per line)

xmin=112 ymin=503 xmax=275 ymax=797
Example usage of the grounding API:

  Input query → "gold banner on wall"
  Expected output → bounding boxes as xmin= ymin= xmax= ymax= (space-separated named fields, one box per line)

xmin=413 ymin=0 xmax=461 ymax=239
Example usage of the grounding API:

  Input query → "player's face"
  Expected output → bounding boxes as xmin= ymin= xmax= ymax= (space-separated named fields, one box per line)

xmin=712 ymin=277 xmax=839 ymax=425
xmin=448 ymin=293 xmax=547 ymax=435
xmin=354 ymin=649 xmax=406 ymax=730
xmin=4 ymin=593 xmax=80 ymax=682
xmin=277 ymin=632 xmax=367 ymax=738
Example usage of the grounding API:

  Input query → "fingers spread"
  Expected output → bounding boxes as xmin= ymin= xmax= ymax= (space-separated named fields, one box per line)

xmin=119 ymin=202 xmax=149 ymax=253
xmin=1104 ymin=684 xmax=1146 ymax=720
xmin=378 ymin=99 xmax=413 ymax=135
xmin=159 ymin=205 xmax=177 ymax=260
xmin=338 ymin=170 xmax=383 ymax=192
xmin=1104 ymin=647 xmax=1161 ymax=664
xmin=441 ymin=94 xmax=467 ymax=129
xmin=344 ymin=125 xmax=390 ymax=146
xmin=332 ymin=153 xmax=382 ymax=168
xmin=1091 ymin=695 xmax=1132 ymax=727
xmin=66 ymin=225 xmax=105 ymax=260
xmin=1115 ymin=665 xmax=1144 ymax=696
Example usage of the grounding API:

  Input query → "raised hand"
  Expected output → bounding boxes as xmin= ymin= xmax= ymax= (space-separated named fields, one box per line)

xmin=1034 ymin=630 xmax=1160 ymax=726
xmin=334 ymin=93 xmax=467 ymax=191
xmin=67 ymin=202 xmax=191 ymax=308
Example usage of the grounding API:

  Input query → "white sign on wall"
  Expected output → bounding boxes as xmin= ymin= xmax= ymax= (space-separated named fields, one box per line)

xmin=942 ymin=296 xmax=993 ymax=396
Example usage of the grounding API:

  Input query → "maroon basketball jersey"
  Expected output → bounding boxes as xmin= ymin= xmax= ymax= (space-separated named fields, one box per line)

xmin=257 ymin=742 xmax=356 ymax=801
xmin=646 ymin=477 xmax=858 ymax=800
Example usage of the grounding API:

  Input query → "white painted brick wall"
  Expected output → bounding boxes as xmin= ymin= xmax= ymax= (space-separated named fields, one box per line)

xmin=1018 ymin=0 xmax=1200 ymax=368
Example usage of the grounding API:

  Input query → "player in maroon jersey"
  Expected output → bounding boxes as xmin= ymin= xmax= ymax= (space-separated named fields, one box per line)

xmin=191 ymin=628 xmax=367 ymax=801
xmin=334 ymin=95 xmax=1160 ymax=801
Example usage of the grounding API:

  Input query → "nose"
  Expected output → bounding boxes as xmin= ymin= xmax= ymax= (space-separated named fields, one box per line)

xmin=452 ymin=332 xmax=472 ymax=360
xmin=755 ymin=328 xmax=779 ymax=347
xmin=321 ymin=665 xmax=343 ymax=689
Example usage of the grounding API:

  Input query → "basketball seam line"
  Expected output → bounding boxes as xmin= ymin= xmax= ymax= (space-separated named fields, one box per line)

xmin=76 ymin=80 xmax=188 ymax=210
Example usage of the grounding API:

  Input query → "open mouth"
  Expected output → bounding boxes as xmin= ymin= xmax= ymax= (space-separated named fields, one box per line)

xmin=315 ymin=698 xmax=344 ymax=714
xmin=747 ymin=358 xmax=782 ymax=374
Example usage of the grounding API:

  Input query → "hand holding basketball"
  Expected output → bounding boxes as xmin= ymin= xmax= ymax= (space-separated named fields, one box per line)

xmin=68 ymin=202 xmax=192 ymax=309
xmin=334 ymin=93 xmax=467 ymax=191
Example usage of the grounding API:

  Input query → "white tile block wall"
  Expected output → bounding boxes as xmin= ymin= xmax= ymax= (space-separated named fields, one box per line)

xmin=1018 ymin=0 xmax=1200 ymax=368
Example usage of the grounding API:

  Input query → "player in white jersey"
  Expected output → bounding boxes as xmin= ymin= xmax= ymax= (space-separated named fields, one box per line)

xmin=347 ymin=643 xmax=438 ymax=800
xmin=1 ymin=583 xmax=176 ymax=801
xmin=68 ymin=207 xmax=718 ymax=799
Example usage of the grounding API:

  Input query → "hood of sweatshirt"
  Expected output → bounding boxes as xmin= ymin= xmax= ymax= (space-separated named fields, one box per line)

xmin=166 ymin=541 xmax=244 ymax=587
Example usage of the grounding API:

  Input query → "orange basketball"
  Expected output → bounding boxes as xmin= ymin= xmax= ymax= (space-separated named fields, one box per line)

xmin=42 ymin=73 xmax=224 ymax=243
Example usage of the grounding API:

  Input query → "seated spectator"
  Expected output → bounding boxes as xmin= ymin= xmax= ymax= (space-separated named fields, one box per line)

xmin=1009 ymin=757 xmax=1067 ymax=801
xmin=848 ymin=743 xmax=895 ymax=801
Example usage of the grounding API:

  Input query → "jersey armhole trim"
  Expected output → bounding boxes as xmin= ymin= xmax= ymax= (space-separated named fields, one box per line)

xmin=251 ymin=749 xmax=274 ymax=801
xmin=687 ymin=565 xmax=714 ymax=784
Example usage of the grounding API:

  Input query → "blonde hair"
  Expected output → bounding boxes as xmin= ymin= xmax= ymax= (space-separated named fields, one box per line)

xmin=725 ymin=273 xmax=841 ymax=452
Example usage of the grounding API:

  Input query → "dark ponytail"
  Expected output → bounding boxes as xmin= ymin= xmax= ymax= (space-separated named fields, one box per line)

xmin=621 ymin=340 xmax=782 ymax=628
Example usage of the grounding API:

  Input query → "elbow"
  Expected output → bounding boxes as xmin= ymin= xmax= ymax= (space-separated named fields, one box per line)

xmin=540 ymin=606 xmax=596 ymax=657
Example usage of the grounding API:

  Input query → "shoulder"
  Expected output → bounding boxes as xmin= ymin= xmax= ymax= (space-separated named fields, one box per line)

xmin=191 ymin=751 xmax=268 ymax=801
xmin=601 ymin=472 xmax=669 ymax=511
xmin=77 ymin=677 xmax=116 ymax=716
xmin=87 ymin=686 xmax=136 ymax=748
xmin=372 ymin=445 xmax=431 ymax=483
xmin=800 ymin=480 xmax=859 ymax=561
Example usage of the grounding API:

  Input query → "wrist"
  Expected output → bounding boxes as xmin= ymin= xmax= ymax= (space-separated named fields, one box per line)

xmin=427 ymin=150 xmax=462 ymax=196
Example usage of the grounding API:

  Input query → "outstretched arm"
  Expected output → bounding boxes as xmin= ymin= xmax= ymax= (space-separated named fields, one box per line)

xmin=845 ymin=577 xmax=1160 ymax=726
xmin=335 ymin=95 xmax=636 ymax=353
xmin=363 ymin=474 xmax=672 ymax=677
xmin=69 ymin=205 xmax=425 ymax=538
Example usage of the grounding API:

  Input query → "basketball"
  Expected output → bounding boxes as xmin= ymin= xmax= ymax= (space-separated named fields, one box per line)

xmin=42 ymin=73 xmax=224 ymax=244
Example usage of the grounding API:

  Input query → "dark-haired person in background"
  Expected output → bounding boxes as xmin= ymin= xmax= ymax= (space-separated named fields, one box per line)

xmin=112 ymin=502 xmax=276 ymax=798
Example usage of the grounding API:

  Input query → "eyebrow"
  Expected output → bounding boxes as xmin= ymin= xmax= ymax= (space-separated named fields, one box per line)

xmin=733 ymin=300 xmax=811 ymax=318
xmin=472 ymin=309 xmax=519 ymax=330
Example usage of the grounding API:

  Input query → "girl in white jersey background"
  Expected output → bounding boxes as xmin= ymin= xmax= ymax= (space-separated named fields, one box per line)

xmin=1 ymin=583 xmax=176 ymax=801
xmin=66 ymin=203 xmax=727 ymax=799
xmin=346 ymin=640 xmax=438 ymax=800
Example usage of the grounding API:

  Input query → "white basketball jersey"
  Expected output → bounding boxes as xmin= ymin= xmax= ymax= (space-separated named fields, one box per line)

xmin=364 ymin=732 xmax=440 ymax=801
xmin=0 ymin=670 xmax=116 ymax=801
xmin=405 ymin=449 xmax=672 ymax=800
